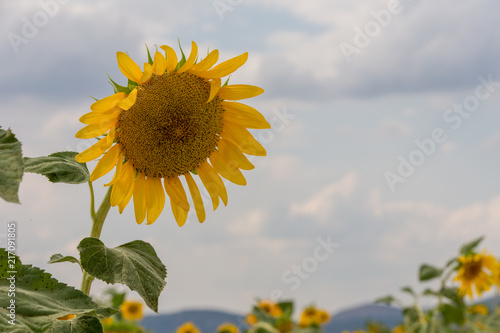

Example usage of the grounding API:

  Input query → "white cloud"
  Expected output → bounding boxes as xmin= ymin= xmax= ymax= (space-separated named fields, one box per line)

xmin=227 ymin=209 xmax=267 ymax=236
xmin=290 ymin=173 xmax=357 ymax=222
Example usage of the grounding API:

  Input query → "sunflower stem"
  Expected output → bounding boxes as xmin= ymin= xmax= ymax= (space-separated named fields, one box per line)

xmin=80 ymin=186 xmax=113 ymax=295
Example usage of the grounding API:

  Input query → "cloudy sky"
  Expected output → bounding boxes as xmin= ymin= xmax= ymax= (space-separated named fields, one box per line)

xmin=2 ymin=0 xmax=500 ymax=318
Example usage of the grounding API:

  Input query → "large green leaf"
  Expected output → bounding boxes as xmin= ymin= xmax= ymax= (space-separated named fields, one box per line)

xmin=0 ymin=249 xmax=115 ymax=333
xmin=0 ymin=127 xmax=23 ymax=203
xmin=23 ymin=151 xmax=89 ymax=184
xmin=78 ymin=238 xmax=166 ymax=312
xmin=46 ymin=315 xmax=103 ymax=333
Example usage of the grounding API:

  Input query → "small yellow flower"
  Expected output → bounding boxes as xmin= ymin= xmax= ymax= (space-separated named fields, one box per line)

xmin=245 ymin=314 xmax=258 ymax=325
xmin=453 ymin=250 xmax=496 ymax=298
xmin=120 ymin=300 xmax=144 ymax=321
xmin=75 ymin=41 xmax=268 ymax=226
xmin=467 ymin=304 xmax=489 ymax=315
xmin=257 ymin=300 xmax=282 ymax=318
xmin=299 ymin=306 xmax=330 ymax=327
xmin=100 ymin=317 xmax=113 ymax=325
xmin=392 ymin=325 xmax=405 ymax=333
xmin=217 ymin=323 xmax=239 ymax=333
xmin=57 ymin=314 xmax=75 ymax=320
xmin=177 ymin=321 xmax=201 ymax=333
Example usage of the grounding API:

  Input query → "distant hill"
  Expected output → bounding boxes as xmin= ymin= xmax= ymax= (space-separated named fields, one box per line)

xmin=141 ymin=304 xmax=403 ymax=333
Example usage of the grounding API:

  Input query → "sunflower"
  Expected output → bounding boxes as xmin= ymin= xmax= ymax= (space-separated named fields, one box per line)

xmin=120 ymin=300 xmax=144 ymax=321
xmin=467 ymin=304 xmax=489 ymax=315
xmin=298 ymin=306 xmax=330 ymax=327
xmin=453 ymin=250 xmax=497 ymax=298
xmin=257 ymin=299 xmax=283 ymax=318
xmin=245 ymin=313 xmax=258 ymax=325
xmin=75 ymin=41 xmax=269 ymax=226
xmin=217 ymin=323 xmax=239 ymax=333
xmin=176 ymin=322 xmax=201 ymax=333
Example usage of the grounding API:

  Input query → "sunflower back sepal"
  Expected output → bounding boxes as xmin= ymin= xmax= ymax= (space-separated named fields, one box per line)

xmin=77 ymin=237 xmax=166 ymax=313
xmin=0 ymin=126 xmax=23 ymax=204
xmin=0 ymin=248 xmax=115 ymax=333
xmin=23 ymin=151 xmax=90 ymax=184
xmin=108 ymin=75 xmax=131 ymax=94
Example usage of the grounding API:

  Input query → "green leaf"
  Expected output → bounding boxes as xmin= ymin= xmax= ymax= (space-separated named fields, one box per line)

xmin=177 ymin=38 xmax=186 ymax=70
xmin=401 ymin=286 xmax=416 ymax=296
xmin=24 ymin=151 xmax=89 ymax=184
xmin=78 ymin=238 xmax=167 ymax=312
xmin=374 ymin=295 xmax=395 ymax=306
xmin=46 ymin=315 xmax=103 ymax=333
xmin=0 ymin=127 xmax=23 ymax=203
xmin=440 ymin=303 xmax=465 ymax=325
xmin=48 ymin=254 xmax=81 ymax=270
xmin=0 ymin=249 xmax=115 ymax=333
xmin=419 ymin=264 xmax=442 ymax=281
xmin=459 ymin=236 xmax=484 ymax=256
xmin=422 ymin=288 xmax=438 ymax=296
xmin=277 ymin=301 xmax=293 ymax=318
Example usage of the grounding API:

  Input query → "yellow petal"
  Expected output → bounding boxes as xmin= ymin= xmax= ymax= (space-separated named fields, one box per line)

xmin=222 ymin=122 xmax=266 ymax=156
xmin=104 ymin=150 xmax=124 ymax=186
xmin=75 ymin=139 xmax=108 ymax=163
xmin=145 ymin=176 xmax=165 ymax=224
xmin=101 ymin=123 xmax=117 ymax=151
xmin=210 ymin=151 xmax=247 ymax=185
xmin=89 ymin=144 xmax=120 ymax=182
xmin=198 ymin=52 xmax=248 ymax=79
xmin=160 ymin=45 xmax=178 ymax=73
xmin=75 ymin=119 xmax=116 ymax=139
xmin=188 ymin=50 xmax=219 ymax=73
xmin=139 ymin=63 xmax=153 ymax=84
xmin=164 ymin=177 xmax=190 ymax=211
xmin=184 ymin=172 xmax=206 ymax=223
xmin=217 ymin=139 xmax=254 ymax=170
xmin=198 ymin=162 xmax=227 ymax=206
xmin=170 ymin=200 xmax=188 ymax=227
xmin=79 ymin=108 xmax=121 ymax=125
xmin=133 ymin=173 xmax=146 ymax=224
xmin=110 ymin=161 xmax=135 ymax=208
xmin=207 ymin=78 xmax=221 ymax=103
xmin=90 ymin=93 xmax=127 ymax=113
xmin=221 ymin=101 xmax=270 ymax=129
xmin=196 ymin=164 xmax=220 ymax=210
xmin=218 ymin=84 xmax=264 ymax=100
xmin=116 ymin=52 xmax=143 ymax=83
xmin=117 ymin=89 xmax=137 ymax=110
xmin=152 ymin=51 xmax=167 ymax=76
xmin=177 ymin=41 xmax=198 ymax=74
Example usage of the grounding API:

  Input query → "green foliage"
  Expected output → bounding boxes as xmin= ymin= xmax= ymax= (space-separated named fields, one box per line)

xmin=77 ymin=238 xmax=167 ymax=312
xmin=374 ymin=295 xmax=396 ymax=306
xmin=459 ymin=236 xmax=484 ymax=256
xmin=48 ymin=253 xmax=81 ymax=269
xmin=108 ymin=75 xmax=131 ymax=94
xmin=419 ymin=264 xmax=442 ymax=281
xmin=46 ymin=316 xmax=103 ymax=333
xmin=24 ymin=151 xmax=89 ymax=184
xmin=0 ymin=127 xmax=23 ymax=203
xmin=0 ymin=249 xmax=115 ymax=333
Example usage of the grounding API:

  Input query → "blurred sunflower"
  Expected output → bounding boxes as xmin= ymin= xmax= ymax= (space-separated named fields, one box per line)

xmin=176 ymin=322 xmax=201 ymax=333
xmin=298 ymin=306 xmax=330 ymax=327
xmin=75 ymin=41 xmax=268 ymax=226
xmin=454 ymin=250 xmax=496 ymax=298
xmin=217 ymin=323 xmax=239 ymax=333
xmin=257 ymin=299 xmax=283 ymax=318
xmin=245 ymin=313 xmax=258 ymax=325
xmin=120 ymin=300 xmax=144 ymax=321
xmin=467 ymin=304 xmax=489 ymax=315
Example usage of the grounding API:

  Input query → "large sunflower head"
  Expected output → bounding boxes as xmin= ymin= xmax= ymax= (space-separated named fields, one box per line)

xmin=453 ymin=250 xmax=497 ymax=298
xmin=75 ymin=41 xmax=269 ymax=226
